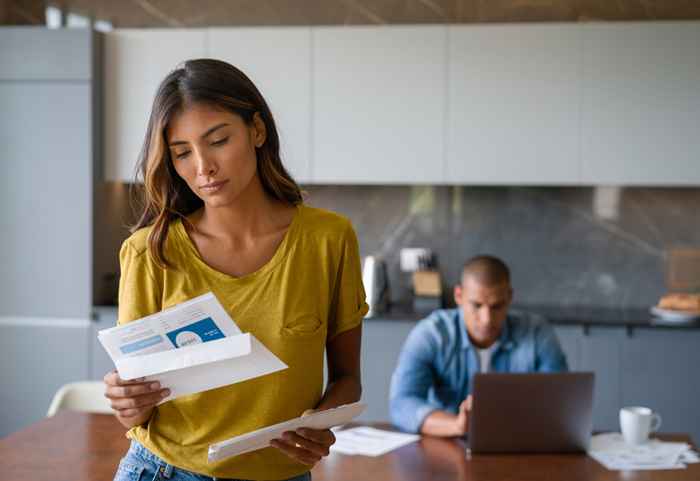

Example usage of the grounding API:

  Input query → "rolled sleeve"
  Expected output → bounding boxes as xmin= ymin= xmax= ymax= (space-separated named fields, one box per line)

xmin=389 ymin=321 xmax=441 ymax=433
xmin=328 ymin=222 xmax=369 ymax=341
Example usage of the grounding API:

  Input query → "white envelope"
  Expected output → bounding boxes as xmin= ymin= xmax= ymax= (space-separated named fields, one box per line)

xmin=97 ymin=292 xmax=288 ymax=403
xmin=115 ymin=333 xmax=288 ymax=403
xmin=208 ymin=402 xmax=367 ymax=462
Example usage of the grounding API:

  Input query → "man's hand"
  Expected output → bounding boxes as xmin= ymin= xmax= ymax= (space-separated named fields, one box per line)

xmin=270 ymin=409 xmax=336 ymax=466
xmin=454 ymin=395 xmax=473 ymax=436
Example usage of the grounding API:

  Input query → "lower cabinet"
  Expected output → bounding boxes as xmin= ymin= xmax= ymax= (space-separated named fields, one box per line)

xmin=620 ymin=329 xmax=700 ymax=445
xmin=0 ymin=319 xmax=91 ymax=438
xmin=578 ymin=327 xmax=626 ymax=432
xmin=91 ymin=308 xmax=119 ymax=381
xmin=558 ymin=325 xmax=700 ymax=445
xmin=359 ymin=320 xmax=416 ymax=422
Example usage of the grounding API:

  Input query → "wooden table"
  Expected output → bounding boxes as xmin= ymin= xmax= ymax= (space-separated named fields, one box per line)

xmin=1 ymin=413 xmax=697 ymax=481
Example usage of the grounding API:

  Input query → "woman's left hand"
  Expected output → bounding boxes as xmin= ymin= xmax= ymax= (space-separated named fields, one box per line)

xmin=270 ymin=411 xmax=336 ymax=466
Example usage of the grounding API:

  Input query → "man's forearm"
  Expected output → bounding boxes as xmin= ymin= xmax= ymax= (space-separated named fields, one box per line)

xmin=420 ymin=410 xmax=464 ymax=437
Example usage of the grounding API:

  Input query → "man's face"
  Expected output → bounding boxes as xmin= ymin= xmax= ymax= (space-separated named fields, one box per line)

xmin=454 ymin=276 xmax=513 ymax=349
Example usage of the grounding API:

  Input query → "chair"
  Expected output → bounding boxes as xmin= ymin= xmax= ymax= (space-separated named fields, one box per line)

xmin=46 ymin=381 xmax=113 ymax=417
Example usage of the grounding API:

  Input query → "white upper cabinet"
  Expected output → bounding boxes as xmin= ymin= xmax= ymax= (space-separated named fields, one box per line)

xmin=103 ymin=23 xmax=700 ymax=186
xmin=580 ymin=23 xmax=700 ymax=185
xmin=446 ymin=24 xmax=581 ymax=185
xmin=312 ymin=26 xmax=447 ymax=184
xmin=104 ymin=29 xmax=207 ymax=182
xmin=208 ymin=28 xmax=312 ymax=183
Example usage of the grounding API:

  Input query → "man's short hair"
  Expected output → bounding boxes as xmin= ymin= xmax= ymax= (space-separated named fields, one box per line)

xmin=461 ymin=255 xmax=511 ymax=286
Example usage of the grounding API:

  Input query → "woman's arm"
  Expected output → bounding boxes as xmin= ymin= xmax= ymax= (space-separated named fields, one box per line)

xmin=270 ymin=324 xmax=362 ymax=466
xmin=317 ymin=324 xmax=362 ymax=409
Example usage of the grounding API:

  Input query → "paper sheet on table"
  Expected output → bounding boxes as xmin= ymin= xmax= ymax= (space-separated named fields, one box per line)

xmin=98 ymin=292 xmax=287 ymax=403
xmin=588 ymin=433 xmax=696 ymax=471
xmin=208 ymin=402 xmax=367 ymax=462
xmin=330 ymin=427 xmax=420 ymax=456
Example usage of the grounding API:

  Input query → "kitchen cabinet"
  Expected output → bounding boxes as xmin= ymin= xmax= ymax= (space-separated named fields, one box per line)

xmin=580 ymin=22 xmax=700 ymax=185
xmin=360 ymin=320 xmax=416 ymax=422
xmin=104 ymin=29 xmax=207 ymax=182
xmin=0 ymin=26 xmax=100 ymax=438
xmin=0 ymin=318 xmax=91 ymax=437
xmin=312 ymin=26 xmax=446 ymax=184
xmin=0 ymin=28 xmax=96 ymax=319
xmin=578 ymin=327 xmax=626 ymax=432
xmin=620 ymin=329 xmax=700 ymax=442
xmin=91 ymin=307 xmax=119 ymax=381
xmin=0 ymin=27 xmax=92 ymax=81
xmin=208 ymin=27 xmax=312 ymax=183
xmin=446 ymin=24 xmax=581 ymax=185
xmin=103 ymin=22 xmax=700 ymax=186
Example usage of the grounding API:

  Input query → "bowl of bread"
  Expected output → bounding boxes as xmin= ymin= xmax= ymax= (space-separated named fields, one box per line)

xmin=651 ymin=293 xmax=700 ymax=324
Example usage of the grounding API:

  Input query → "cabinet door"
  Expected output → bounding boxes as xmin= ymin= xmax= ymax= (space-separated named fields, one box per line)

xmin=0 ymin=319 xmax=90 ymax=437
xmin=554 ymin=325 xmax=582 ymax=371
xmin=581 ymin=22 xmax=700 ymax=185
xmin=104 ymin=29 xmax=207 ymax=182
xmin=447 ymin=24 xmax=581 ymax=185
xmin=360 ymin=320 xmax=417 ymax=422
xmin=208 ymin=28 xmax=312 ymax=183
xmin=312 ymin=26 xmax=446 ymax=184
xmin=91 ymin=308 xmax=119 ymax=381
xmin=0 ymin=83 xmax=92 ymax=318
xmin=621 ymin=329 xmax=700 ymax=446
xmin=579 ymin=327 xmax=625 ymax=432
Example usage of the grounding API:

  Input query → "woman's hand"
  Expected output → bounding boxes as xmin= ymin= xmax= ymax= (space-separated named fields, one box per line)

xmin=270 ymin=410 xmax=336 ymax=466
xmin=270 ymin=428 xmax=336 ymax=466
xmin=103 ymin=370 xmax=169 ymax=428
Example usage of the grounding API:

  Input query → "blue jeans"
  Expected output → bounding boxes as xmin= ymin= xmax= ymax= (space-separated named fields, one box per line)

xmin=114 ymin=440 xmax=312 ymax=481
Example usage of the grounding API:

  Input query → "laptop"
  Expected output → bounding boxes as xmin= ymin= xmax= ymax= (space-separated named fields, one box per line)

xmin=467 ymin=372 xmax=594 ymax=454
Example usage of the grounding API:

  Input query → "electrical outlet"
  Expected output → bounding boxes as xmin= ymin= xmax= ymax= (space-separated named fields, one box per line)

xmin=400 ymin=248 xmax=432 ymax=272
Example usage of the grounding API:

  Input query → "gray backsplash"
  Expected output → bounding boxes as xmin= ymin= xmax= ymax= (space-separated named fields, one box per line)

xmin=95 ymin=183 xmax=700 ymax=310
xmin=302 ymin=186 xmax=700 ymax=310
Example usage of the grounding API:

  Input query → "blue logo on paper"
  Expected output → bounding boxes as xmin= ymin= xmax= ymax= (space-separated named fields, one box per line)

xmin=166 ymin=317 xmax=225 ymax=348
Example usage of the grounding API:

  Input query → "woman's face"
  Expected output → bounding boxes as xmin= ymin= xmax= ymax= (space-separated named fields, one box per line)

xmin=166 ymin=103 xmax=266 ymax=208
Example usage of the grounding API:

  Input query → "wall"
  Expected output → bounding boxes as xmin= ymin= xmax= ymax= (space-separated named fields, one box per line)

xmin=96 ymin=184 xmax=700 ymax=310
xmin=303 ymin=186 xmax=700 ymax=309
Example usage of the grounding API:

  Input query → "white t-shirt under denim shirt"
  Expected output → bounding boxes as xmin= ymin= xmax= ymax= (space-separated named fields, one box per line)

xmin=477 ymin=341 xmax=500 ymax=373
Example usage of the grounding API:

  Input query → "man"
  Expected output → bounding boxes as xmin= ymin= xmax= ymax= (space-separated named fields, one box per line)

xmin=389 ymin=255 xmax=568 ymax=436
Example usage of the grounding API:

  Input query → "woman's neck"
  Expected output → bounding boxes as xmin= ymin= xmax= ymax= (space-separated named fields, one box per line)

xmin=193 ymin=173 xmax=292 ymax=245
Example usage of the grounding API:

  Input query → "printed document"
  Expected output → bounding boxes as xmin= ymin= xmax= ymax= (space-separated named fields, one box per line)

xmin=208 ymin=402 xmax=367 ymax=462
xmin=330 ymin=427 xmax=420 ymax=457
xmin=589 ymin=433 xmax=699 ymax=470
xmin=98 ymin=292 xmax=287 ymax=402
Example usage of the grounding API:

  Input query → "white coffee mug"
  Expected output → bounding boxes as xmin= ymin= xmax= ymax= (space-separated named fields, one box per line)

xmin=619 ymin=406 xmax=662 ymax=445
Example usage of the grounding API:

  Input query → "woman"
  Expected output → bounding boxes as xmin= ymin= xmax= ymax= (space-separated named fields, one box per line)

xmin=104 ymin=58 xmax=368 ymax=481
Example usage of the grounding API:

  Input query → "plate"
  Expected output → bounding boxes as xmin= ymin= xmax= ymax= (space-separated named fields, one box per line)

xmin=650 ymin=306 xmax=700 ymax=324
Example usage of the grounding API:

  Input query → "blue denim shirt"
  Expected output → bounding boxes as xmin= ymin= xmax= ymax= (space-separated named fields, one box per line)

xmin=389 ymin=308 xmax=568 ymax=433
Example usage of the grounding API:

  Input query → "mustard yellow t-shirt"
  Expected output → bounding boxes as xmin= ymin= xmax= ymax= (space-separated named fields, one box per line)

xmin=117 ymin=204 xmax=368 ymax=480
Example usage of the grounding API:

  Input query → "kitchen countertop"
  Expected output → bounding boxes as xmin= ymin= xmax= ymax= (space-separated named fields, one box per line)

xmin=94 ymin=304 xmax=700 ymax=329
xmin=364 ymin=303 xmax=700 ymax=329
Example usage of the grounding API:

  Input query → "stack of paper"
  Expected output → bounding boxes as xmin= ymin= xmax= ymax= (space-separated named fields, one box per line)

xmin=98 ymin=292 xmax=287 ymax=403
xmin=330 ymin=427 xmax=420 ymax=456
xmin=589 ymin=433 xmax=700 ymax=470
xmin=208 ymin=402 xmax=367 ymax=462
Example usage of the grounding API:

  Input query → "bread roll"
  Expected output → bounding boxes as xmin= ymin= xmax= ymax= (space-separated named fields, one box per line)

xmin=658 ymin=293 xmax=700 ymax=311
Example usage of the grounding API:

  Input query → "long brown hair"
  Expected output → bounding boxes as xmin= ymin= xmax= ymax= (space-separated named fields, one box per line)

xmin=130 ymin=58 xmax=303 ymax=269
